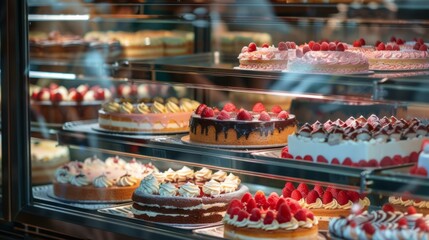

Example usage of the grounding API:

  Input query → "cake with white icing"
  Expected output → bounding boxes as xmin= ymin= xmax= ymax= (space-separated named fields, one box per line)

xmin=237 ymin=42 xmax=293 ymax=70
xmin=131 ymin=167 xmax=248 ymax=224
xmin=53 ymin=156 xmax=156 ymax=201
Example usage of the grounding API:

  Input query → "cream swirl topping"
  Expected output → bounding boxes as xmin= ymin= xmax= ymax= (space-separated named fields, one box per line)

xmin=93 ymin=174 xmax=114 ymax=188
xmin=152 ymin=172 xmax=166 ymax=183
xmin=339 ymin=200 xmax=353 ymax=209
xmin=136 ymin=103 xmax=150 ymax=114
xmin=151 ymin=101 xmax=166 ymax=113
xmin=178 ymin=182 xmax=200 ymax=198
xmin=159 ymin=182 xmax=178 ymax=197
xmin=116 ymin=174 xmax=138 ymax=187
xmin=70 ymin=174 xmax=89 ymax=187
xmin=176 ymin=166 xmax=194 ymax=182
xmin=211 ymin=170 xmax=227 ymax=182
xmin=225 ymin=173 xmax=241 ymax=185
xmin=55 ymin=168 xmax=70 ymax=183
xmin=120 ymin=102 xmax=134 ymax=114
xmin=323 ymin=199 xmax=340 ymax=209
xmin=203 ymin=180 xmax=222 ymax=196
xmin=221 ymin=179 xmax=238 ymax=193
xmin=103 ymin=101 xmax=120 ymax=113
xmin=303 ymin=198 xmax=323 ymax=209
xmin=164 ymin=168 xmax=178 ymax=182
xmin=195 ymin=167 xmax=212 ymax=182
xmin=139 ymin=174 xmax=160 ymax=195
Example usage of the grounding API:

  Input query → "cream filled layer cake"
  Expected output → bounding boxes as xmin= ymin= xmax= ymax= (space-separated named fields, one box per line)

xmin=287 ymin=42 xmax=369 ymax=74
xmin=53 ymin=156 xmax=156 ymax=201
xmin=329 ymin=204 xmax=429 ymax=240
xmin=237 ymin=42 xmax=294 ymax=70
xmin=223 ymin=191 xmax=318 ymax=240
xmin=99 ymin=98 xmax=200 ymax=132
xmin=131 ymin=167 xmax=248 ymax=224
xmin=389 ymin=196 xmax=429 ymax=215
xmin=281 ymin=182 xmax=370 ymax=230
xmin=189 ymin=102 xmax=297 ymax=146
xmin=283 ymin=115 xmax=428 ymax=167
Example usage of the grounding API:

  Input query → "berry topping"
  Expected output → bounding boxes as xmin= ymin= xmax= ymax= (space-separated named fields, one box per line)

xmin=236 ymin=109 xmax=252 ymax=121
xmin=259 ymin=111 xmax=271 ymax=121
xmin=408 ymin=206 xmax=417 ymax=215
xmin=390 ymin=36 xmax=397 ymax=42
xmin=417 ymin=167 xmax=428 ymax=176
xmin=254 ymin=190 xmax=268 ymax=208
xmin=414 ymin=42 xmax=421 ymax=50
xmin=347 ymin=191 xmax=360 ymax=203
xmin=375 ymin=40 xmax=382 ymax=47
xmin=349 ymin=220 xmax=357 ymax=228
xmin=267 ymin=193 xmax=279 ymax=210
xmin=248 ymin=42 xmax=257 ymax=52
xmin=246 ymin=198 xmax=257 ymax=213
xmin=382 ymin=203 xmax=395 ymax=213
xmin=222 ymin=103 xmax=237 ymax=112
xmin=285 ymin=198 xmax=301 ymax=214
xmin=302 ymin=45 xmax=311 ymax=54
xmin=252 ymin=102 xmax=265 ymax=113
xmin=415 ymin=218 xmax=427 ymax=230
xmin=201 ymin=107 xmax=214 ymax=118
xmin=328 ymin=42 xmax=337 ymax=51
xmin=321 ymin=42 xmax=329 ymax=51
xmin=297 ymin=183 xmax=309 ymax=197
xmin=336 ymin=43 xmax=345 ymax=51
xmin=353 ymin=40 xmax=362 ymax=47
xmin=249 ymin=208 xmax=262 ymax=222
xmin=306 ymin=211 xmax=315 ymax=220
xmin=277 ymin=111 xmax=289 ymax=120
xmin=262 ymin=43 xmax=270 ymax=48
xmin=396 ymin=38 xmax=404 ymax=45
xmin=306 ymin=190 xmax=320 ymax=204
xmin=312 ymin=43 xmax=321 ymax=51
xmin=271 ymin=105 xmax=283 ymax=114
xmin=420 ymin=44 xmax=428 ymax=51
xmin=313 ymin=185 xmax=324 ymax=197
xmin=397 ymin=217 xmax=407 ymax=228
xmin=331 ymin=158 xmax=340 ymax=165
xmin=229 ymin=207 xmax=240 ymax=219
xmin=50 ymin=92 xmax=63 ymax=103
xmin=237 ymin=210 xmax=249 ymax=222
xmin=377 ymin=42 xmax=386 ymax=51
xmin=294 ymin=209 xmax=307 ymax=222
xmin=195 ymin=104 xmax=207 ymax=115
xmin=418 ymin=38 xmax=425 ymax=45
xmin=303 ymin=155 xmax=313 ymax=162
xmin=241 ymin=192 xmax=252 ymax=204
xmin=359 ymin=38 xmax=366 ymax=46
xmin=342 ymin=157 xmax=352 ymax=166
xmin=322 ymin=191 xmax=333 ymax=204
xmin=217 ymin=110 xmax=231 ymax=120
xmin=263 ymin=211 xmax=275 ymax=225
xmin=386 ymin=44 xmax=393 ymax=50
xmin=363 ymin=222 xmax=376 ymax=235
xmin=278 ymin=42 xmax=287 ymax=51
xmin=282 ymin=188 xmax=292 ymax=198
xmin=368 ymin=159 xmax=379 ymax=167
xmin=316 ymin=156 xmax=328 ymax=163
xmin=285 ymin=182 xmax=295 ymax=191
xmin=380 ymin=156 xmax=393 ymax=167
xmin=337 ymin=191 xmax=350 ymax=205
xmin=276 ymin=198 xmax=286 ymax=211
xmin=308 ymin=41 xmax=315 ymax=49
xmin=277 ymin=203 xmax=292 ymax=223
xmin=228 ymin=199 xmax=243 ymax=213
xmin=291 ymin=189 xmax=303 ymax=201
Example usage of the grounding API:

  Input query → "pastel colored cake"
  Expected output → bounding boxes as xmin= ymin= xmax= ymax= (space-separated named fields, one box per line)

xmin=329 ymin=204 xmax=429 ymax=239
xmin=365 ymin=41 xmax=429 ymax=71
xmin=237 ymin=42 xmax=293 ymax=70
xmin=283 ymin=115 xmax=428 ymax=167
xmin=189 ymin=102 xmax=297 ymax=146
xmin=131 ymin=167 xmax=248 ymax=224
xmin=287 ymin=42 xmax=369 ymax=74
xmin=223 ymin=191 xmax=319 ymax=240
xmin=99 ymin=98 xmax=200 ymax=132
xmin=53 ymin=156 xmax=156 ymax=201
xmin=281 ymin=182 xmax=370 ymax=230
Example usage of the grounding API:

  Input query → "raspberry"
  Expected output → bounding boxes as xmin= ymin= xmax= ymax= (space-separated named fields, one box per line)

xmin=312 ymin=43 xmax=321 ymax=51
xmin=380 ymin=156 xmax=393 ymax=167
xmin=237 ymin=210 xmax=249 ymax=222
xmin=337 ymin=190 xmax=350 ymax=205
xmin=377 ymin=42 xmax=386 ymax=51
xmin=262 ymin=43 xmax=269 ymax=48
xmin=263 ymin=210 xmax=275 ymax=225
xmin=278 ymin=42 xmax=287 ymax=51
xmin=322 ymin=191 xmax=333 ymax=204
xmin=217 ymin=110 xmax=231 ymax=120
xmin=308 ymin=41 xmax=315 ymax=49
xmin=291 ymin=189 xmax=303 ymax=201
xmin=236 ymin=109 xmax=252 ymax=121
xmin=306 ymin=190 xmax=320 ymax=204
xmin=258 ymin=111 xmax=271 ymax=121
xmin=407 ymin=206 xmax=417 ymax=215
xmin=328 ymin=42 xmax=337 ymax=51
xmin=290 ymin=42 xmax=296 ymax=49
xmin=420 ymin=44 xmax=428 ymax=51
xmin=321 ymin=42 xmax=329 ymax=51
xmin=246 ymin=198 xmax=257 ymax=213
xmin=294 ymin=209 xmax=307 ymax=221
xmin=353 ymin=40 xmax=362 ymax=47
xmin=271 ymin=105 xmax=283 ymax=114
xmin=277 ymin=111 xmax=289 ymax=120
xmin=241 ymin=192 xmax=252 ymax=204
xmin=276 ymin=203 xmax=292 ymax=223
xmin=362 ymin=222 xmax=376 ymax=235
xmin=249 ymin=208 xmax=262 ymax=222
xmin=248 ymin=42 xmax=257 ymax=52
xmin=285 ymin=182 xmax=295 ymax=191
xmin=201 ymin=107 xmax=214 ymax=118
xmin=317 ymin=156 xmax=328 ymax=163
xmin=336 ymin=43 xmax=345 ymax=51
xmin=222 ymin=102 xmax=236 ymax=112
xmin=359 ymin=38 xmax=366 ymax=46
xmin=342 ymin=158 xmax=353 ymax=166
xmin=195 ymin=104 xmax=207 ymax=115
xmin=252 ymin=102 xmax=265 ymax=113
xmin=382 ymin=203 xmax=395 ymax=213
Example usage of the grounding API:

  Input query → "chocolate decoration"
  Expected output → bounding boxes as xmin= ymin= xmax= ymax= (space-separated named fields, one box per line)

xmin=190 ymin=114 xmax=297 ymax=141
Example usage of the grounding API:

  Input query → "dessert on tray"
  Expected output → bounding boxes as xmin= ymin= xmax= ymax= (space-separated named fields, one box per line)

xmin=329 ymin=204 xmax=429 ymax=240
xmin=189 ymin=102 xmax=297 ymax=146
xmin=131 ymin=167 xmax=248 ymax=224
xmin=389 ymin=195 xmax=429 ymax=215
xmin=283 ymin=115 xmax=428 ymax=167
xmin=409 ymin=139 xmax=429 ymax=177
xmin=53 ymin=156 xmax=156 ymax=201
xmin=287 ymin=41 xmax=369 ymax=74
xmin=281 ymin=182 xmax=370 ymax=230
xmin=98 ymin=98 xmax=199 ymax=133
xmin=237 ymin=42 xmax=294 ymax=70
xmin=223 ymin=191 xmax=319 ymax=239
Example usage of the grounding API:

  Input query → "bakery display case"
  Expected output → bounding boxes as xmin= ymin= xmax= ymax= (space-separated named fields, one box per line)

xmin=1 ymin=0 xmax=429 ymax=239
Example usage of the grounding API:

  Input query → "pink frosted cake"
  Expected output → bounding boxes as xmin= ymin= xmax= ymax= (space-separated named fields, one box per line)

xmin=283 ymin=115 xmax=428 ymax=167
xmin=365 ymin=41 xmax=429 ymax=71
xmin=99 ymin=98 xmax=199 ymax=132
xmin=287 ymin=41 xmax=369 ymax=74
xmin=237 ymin=42 xmax=294 ymax=70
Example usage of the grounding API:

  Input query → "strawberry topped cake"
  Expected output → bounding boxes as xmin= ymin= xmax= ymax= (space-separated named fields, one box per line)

xmin=389 ymin=195 xmax=429 ymax=216
xmin=189 ymin=102 xmax=297 ymax=146
xmin=237 ymin=42 xmax=295 ymax=70
xmin=283 ymin=115 xmax=428 ymax=167
xmin=329 ymin=204 xmax=429 ymax=240
xmin=287 ymin=41 xmax=369 ymax=74
xmin=223 ymin=191 xmax=319 ymax=240
xmin=281 ymin=182 xmax=370 ymax=230
xmin=347 ymin=38 xmax=375 ymax=53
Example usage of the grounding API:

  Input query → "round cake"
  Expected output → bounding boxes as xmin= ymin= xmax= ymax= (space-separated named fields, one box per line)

xmin=131 ymin=167 xmax=248 ymax=224
xmin=99 ymin=98 xmax=200 ymax=133
xmin=237 ymin=42 xmax=293 ymax=70
xmin=287 ymin=42 xmax=369 ymax=74
xmin=389 ymin=196 xmax=429 ymax=215
xmin=189 ymin=102 xmax=297 ymax=146
xmin=223 ymin=191 xmax=319 ymax=240
xmin=53 ymin=156 xmax=156 ymax=201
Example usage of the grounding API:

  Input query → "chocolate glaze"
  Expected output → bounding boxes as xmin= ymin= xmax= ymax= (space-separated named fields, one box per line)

xmin=190 ymin=114 xmax=297 ymax=141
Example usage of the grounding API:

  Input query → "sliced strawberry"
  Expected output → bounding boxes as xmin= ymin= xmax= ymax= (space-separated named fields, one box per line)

xmin=267 ymin=192 xmax=280 ymax=210
xmin=252 ymin=102 xmax=265 ymax=113
xmin=195 ymin=104 xmax=207 ymax=115
xmin=420 ymin=44 xmax=428 ymax=51
xmin=248 ymin=42 xmax=257 ymax=52
xmin=278 ymin=42 xmax=287 ymax=51
xmin=331 ymin=158 xmax=340 ymax=165
xmin=337 ymin=190 xmax=350 ymax=205
xmin=262 ymin=43 xmax=270 ymax=48
xmin=285 ymin=198 xmax=301 ymax=214
xmin=328 ymin=42 xmax=337 ymax=51
xmin=359 ymin=38 xmax=366 ymax=46
xmin=241 ymin=192 xmax=252 ymax=204
xmin=236 ymin=109 xmax=252 ymax=121
xmin=303 ymin=155 xmax=313 ymax=162
xmin=277 ymin=203 xmax=292 ymax=223
xmin=297 ymin=183 xmax=309 ymax=197
xmin=320 ymin=42 xmax=329 ymax=51
xmin=201 ymin=107 xmax=214 ymax=118
xmin=407 ymin=206 xmax=417 ymax=215
xmin=229 ymin=207 xmax=240 ymax=219
xmin=336 ymin=43 xmax=345 ymax=51
xmin=263 ymin=210 xmax=275 ymax=225
xmin=417 ymin=167 xmax=428 ymax=176
xmin=277 ymin=111 xmax=289 ymax=120
xmin=316 ymin=156 xmax=328 ymax=163
xmin=282 ymin=188 xmax=292 ymax=198
xmin=276 ymin=198 xmax=286 ymax=211
xmin=382 ymin=203 xmax=395 ymax=213
xmin=377 ymin=42 xmax=386 ymax=51
xmin=259 ymin=111 xmax=271 ymax=121
xmin=342 ymin=158 xmax=353 ymax=166
xmin=294 ymin=209 xmax=307 ymax=221
xmin=322 ymin=191 xmax=333 ymax=204
xmin=368 ymin=159 xmax=379 ymax=167
xmin=353 ymin=40 xmax=362 ymax=47
xmin=237 ymin=210 xmax=249 ymax=222
xmin=312 ymin=43 xmax=321 ymax=51
xmin=249 ymin=208 xmax=262 ymax=222
xmin=246 ymin=198 xmax=257 ymax=213
xmin=313 ymin=184 xmax=324 ymax=197
xmin=271 ymin=105 xmax=283 ymax=114
xmin=347 ymin=191 xmax=360 ymax=203
xmin=291 ymin=189 xmax=303 ymax=201
xmin=285 ymin=182 xmax=295 ymax=191
xmin=222 ymin=102 xmax=236 ymax=112
xmin=362 ymin=222 xmax=376 ymax=235
xmin=380 ymin=156 xmax=393 ymax=167
xmin=306 ymin=190 xmax=320 ymax=204
xmin=302 ymin=45 xmax=311 ymax=54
